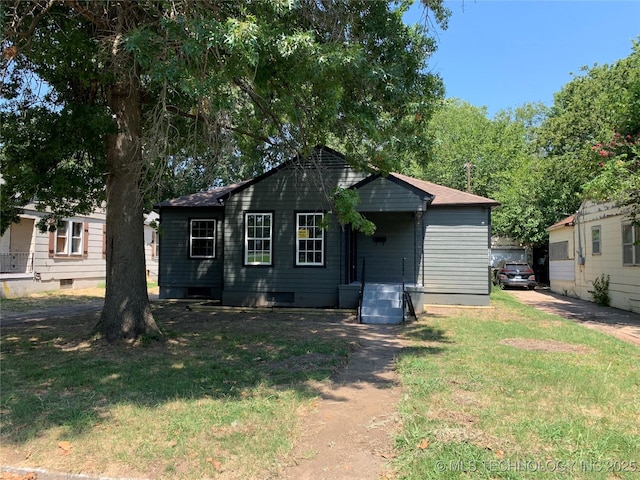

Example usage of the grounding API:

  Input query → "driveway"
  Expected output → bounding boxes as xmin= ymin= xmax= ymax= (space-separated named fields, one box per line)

xmin=506 ymin=288 xmax=640 ymax=347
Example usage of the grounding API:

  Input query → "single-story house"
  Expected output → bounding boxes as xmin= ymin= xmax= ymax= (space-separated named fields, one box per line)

xmin=0 ymin=205 xmax=159 ymax=297
xmin=547 ymin=200 xmax=640 ymax=313
xmin=155 ymin=147 xmax=499 ymax=320
xmin=0 ymin=203 xmax=107 ymax=297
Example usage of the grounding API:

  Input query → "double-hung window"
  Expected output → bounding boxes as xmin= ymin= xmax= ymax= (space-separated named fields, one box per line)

xmin=591 ymin=226 xmax=601 ymax=255
xmin=190 ymin=219 xmax=216 ymax=258
xmin=245 ymin=213 xmax=272 ymax=265
xmin=55 ymin=221 xmax=84 ymax=255
xmin=296 ymin=212 xmax=324 ymax=266
xmin=622 ymin=223 xmax=640 ymax=265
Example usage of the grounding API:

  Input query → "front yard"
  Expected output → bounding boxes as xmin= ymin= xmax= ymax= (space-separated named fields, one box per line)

xmin=1 ymin=289 xmax=638 ymax=479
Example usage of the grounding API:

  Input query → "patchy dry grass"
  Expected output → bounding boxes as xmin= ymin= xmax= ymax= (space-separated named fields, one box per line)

xmin=0 ymin=302 xmax=355 ymax=479
xmin=393 ymin=288 xmax=640 ymax=479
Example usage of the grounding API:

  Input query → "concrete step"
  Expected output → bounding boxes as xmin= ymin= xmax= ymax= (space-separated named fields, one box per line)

xmin=360 ymin=283 xmax=404 ymax=324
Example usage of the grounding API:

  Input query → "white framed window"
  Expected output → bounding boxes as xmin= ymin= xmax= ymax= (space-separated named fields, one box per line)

xmin=245 ymin=213 xmax=272 ymax=265
xmin=190 ymin=219 xmax=216 ymax=258
xmin=296 ymin=212 xmax=325 ymax=266
xmin=55 ymin=221 xmax=84 ymax=255
xmin=591 ymin=226 xmax=601 ymax=255
xmin=622 ymin=223 xmax=640 ymax=265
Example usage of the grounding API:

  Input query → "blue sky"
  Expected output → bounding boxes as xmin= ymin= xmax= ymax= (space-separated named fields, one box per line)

xmin=404 ymin=0 xmax=640 ymax=116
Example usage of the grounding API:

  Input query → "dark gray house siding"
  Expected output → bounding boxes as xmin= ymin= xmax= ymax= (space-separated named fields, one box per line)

xmin=421 ymin=207 xmax=492 ymax=306
xmin=155 ymin=147 xmax=499 ymax=310
xmin=356 ymin=211 xmax=419 ymax=284
xmin=221 ymin=153 xmax=367 ymax=307
xmin=158 ymin=207 xmax=225 ymax=299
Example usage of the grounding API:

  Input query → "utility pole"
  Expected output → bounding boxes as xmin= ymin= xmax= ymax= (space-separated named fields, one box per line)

xmin=464 ymin=162 xmax=472 ymax=193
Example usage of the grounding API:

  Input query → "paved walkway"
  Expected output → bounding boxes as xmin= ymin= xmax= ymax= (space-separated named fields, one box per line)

xmin=507 ymin=288 xmax=640 ymax=347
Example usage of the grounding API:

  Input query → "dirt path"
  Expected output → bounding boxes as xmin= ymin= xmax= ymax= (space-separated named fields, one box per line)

xmin=276 ymin=324 xmax=407 ymax=480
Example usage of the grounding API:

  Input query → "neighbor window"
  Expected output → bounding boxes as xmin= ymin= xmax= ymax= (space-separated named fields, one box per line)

xmin=622 ymin=223 xmax=640 ymax=265
xmin=245 ymin=213 xmax=272 ymax=265
xmin=55 ymin=221 xmax=84 ymax=255
xmin=190 ymin=219 xmax=216 ymax=258
xmin=591 ymin=226 xmax=601 ymax=255
xmin=296 ymin=213 xmax=325 ymax=266
xmin=549 ymin=241 xmax=569 ymax=261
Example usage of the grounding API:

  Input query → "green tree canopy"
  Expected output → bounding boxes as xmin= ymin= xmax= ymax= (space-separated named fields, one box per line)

xmin=535 ymin=40 xmax=640 ymax=228
xmin=1 ymin=0 xmax=449 ymax=341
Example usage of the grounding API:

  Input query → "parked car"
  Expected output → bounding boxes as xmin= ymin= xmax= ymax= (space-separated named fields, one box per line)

xmin=493 ymin=261 xmax=537 ymax=290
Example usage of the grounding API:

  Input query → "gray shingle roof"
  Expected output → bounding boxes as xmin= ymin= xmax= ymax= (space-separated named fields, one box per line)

xmin=154 ymin=180 xmax=250 ymax=208
xmin=155 ymin=168 xmax=500 ymax=209
xmin=389 ymin=172 xmax=500 ymax=207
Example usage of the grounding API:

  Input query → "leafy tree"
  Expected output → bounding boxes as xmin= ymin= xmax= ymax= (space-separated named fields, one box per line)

xmin=1 ymin=0 xmax=448 ymax=341
xmin=493 ymin=42 xmax=639 ymax=245
xmin=536 ymin=41 xmax=640 ymax=227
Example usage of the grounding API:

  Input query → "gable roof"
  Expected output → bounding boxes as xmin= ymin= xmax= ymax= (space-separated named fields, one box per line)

xmin=154 ymin=146 xmax=351 ymax=210
xmin=155 ymin=149 xmax=500 ymax=209
xmin=154 ymin=180 xmax=251 ymax=208
xmin=388 ymin=173 xmax=500 ymax=207
xmin=546 ymin=214 xmax=576 ymax=231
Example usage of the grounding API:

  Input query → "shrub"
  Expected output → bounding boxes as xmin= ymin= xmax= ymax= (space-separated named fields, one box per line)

xmin=588 ymin=274 xmax=610 ymax=306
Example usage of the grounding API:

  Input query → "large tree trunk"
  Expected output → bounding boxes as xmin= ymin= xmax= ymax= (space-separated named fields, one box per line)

xmin=96 ymin=77 xmax=161 ymax=342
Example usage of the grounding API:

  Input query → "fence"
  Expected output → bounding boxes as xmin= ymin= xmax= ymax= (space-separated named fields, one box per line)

xmin=0 ymin=252 xmax=34 ymax=274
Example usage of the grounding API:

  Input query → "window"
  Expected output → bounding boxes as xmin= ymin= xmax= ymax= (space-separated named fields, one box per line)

xmin=245 ymin=213 xmax=272 ymax=265
xmin=190 ymin=219 xmax=216 ymax=258
xmin=55 ymin=221 xmax=84 ymax=255
xmin=549 ymin=241 xmax=569 ymax=261
xmin=296 ymin=213 xmax=325 ymax=266
xmin=622 ymin=223 xmax=640 ymax=265
xmin=591 ymin=226 xmax=601 ymax=255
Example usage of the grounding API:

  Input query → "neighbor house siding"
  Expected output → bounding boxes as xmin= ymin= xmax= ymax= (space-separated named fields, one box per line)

xmin=547 ymin=221 xmax=576 ymax=295
xmin=421 ymin=206 xmax=492 ymax=305
xmin=548 ymin=201 xmax=640 ymax=313
xmin=1 ymin=206 xmax=107 ymax=297
xmin=35 ymin=221 xmax=106 ymax=282
xmin=158 ymin=207 xmax=224 ymax=299
xmin=574 ymin=202 xmax=640 ymax=312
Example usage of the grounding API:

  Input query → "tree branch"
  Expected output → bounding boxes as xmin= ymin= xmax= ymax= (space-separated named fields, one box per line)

xmin=163 ymin=104 xmax=274 ymax=145
xmin=4 ymin=0 xmax=57 ymax=48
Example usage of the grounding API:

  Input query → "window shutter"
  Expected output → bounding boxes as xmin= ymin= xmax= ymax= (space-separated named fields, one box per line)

xmin=48 ymin=231 xmax=55 ymax=257
xmin=83 ymin=223 xmax=89 ymax=257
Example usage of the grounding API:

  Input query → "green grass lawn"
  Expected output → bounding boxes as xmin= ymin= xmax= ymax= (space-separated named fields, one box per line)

xmin=1 ymin=289 xmax=638 ymax=479
xmin=393 ymin=288 xmax=640 ymax=479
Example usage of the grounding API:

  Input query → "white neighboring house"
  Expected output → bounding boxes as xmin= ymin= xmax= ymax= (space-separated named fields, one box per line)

xmin=144 ymin=211 xmax=159 ymax=282
xmin=0 ymin=204 xmax=159 ymax=297
xmin=546 ymin=200 xmax=640 ymax=313
xmin=0 ymin=203 xmax=107 ymax=297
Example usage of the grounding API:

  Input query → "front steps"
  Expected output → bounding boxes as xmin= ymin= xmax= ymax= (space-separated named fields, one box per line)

xmin=359 ymin=283 xmax=404 ymax=324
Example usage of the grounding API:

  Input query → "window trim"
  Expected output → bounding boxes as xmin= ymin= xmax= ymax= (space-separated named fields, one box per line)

xmin=591 ymin=225 xmax=601 ymax=255
xmin=622 ymin=223 xmax=640 ymax=266
xmin=295 ymin=211 xmax=326 ymax=267
xmin=244 ymin=212 xmax=273 ymax=266
xmin=189 ymin=219 xmax=216 ymax=259
xmin=51 ymin=221 xmax=87 ymax=257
